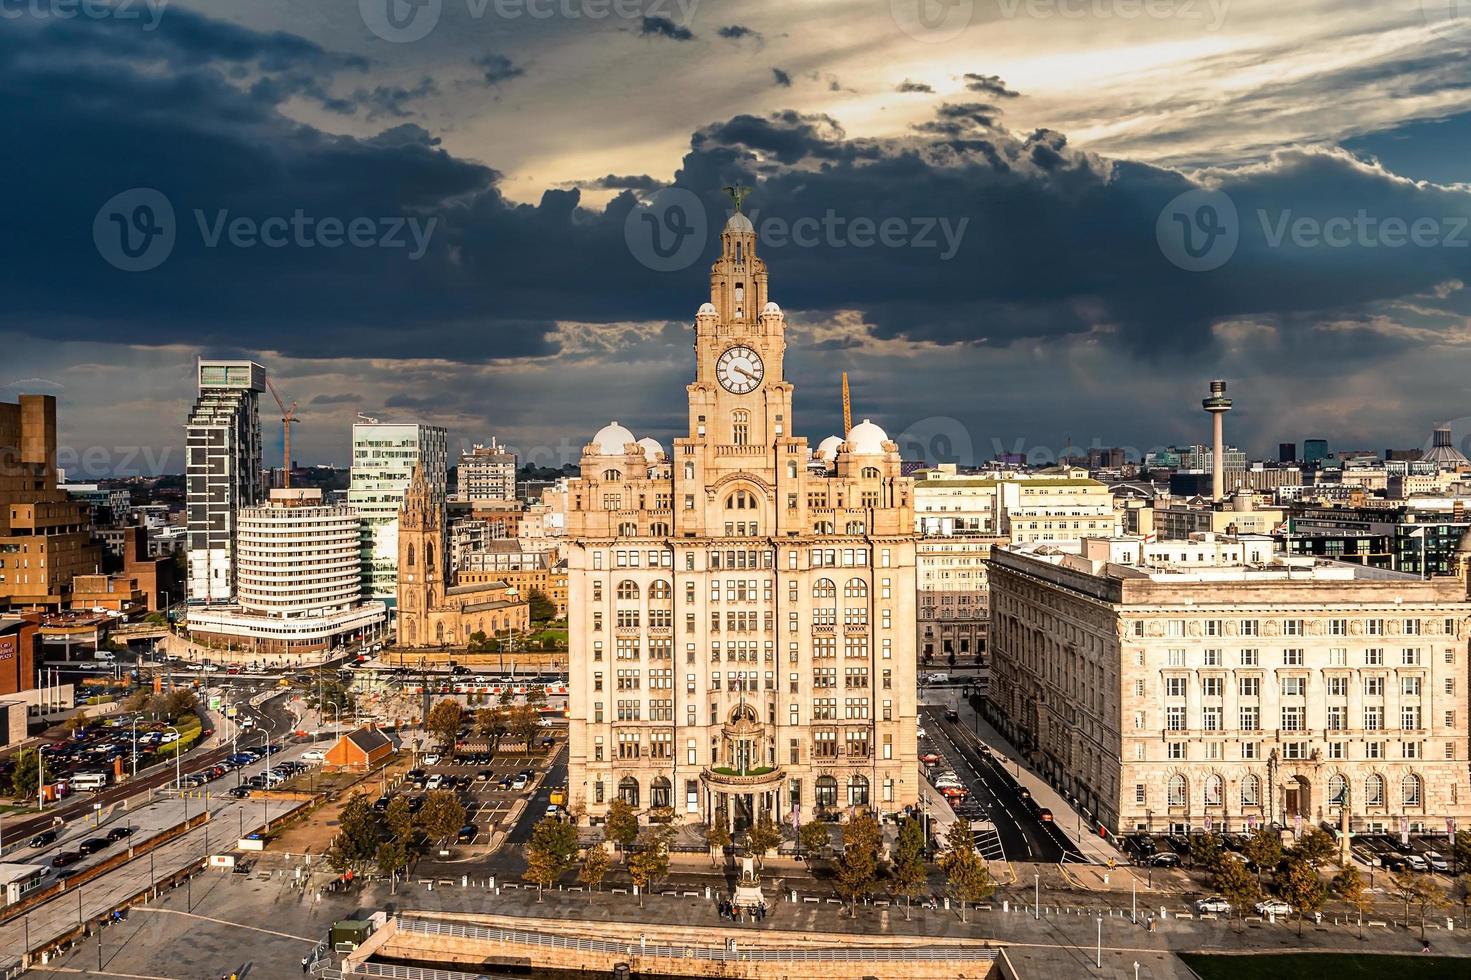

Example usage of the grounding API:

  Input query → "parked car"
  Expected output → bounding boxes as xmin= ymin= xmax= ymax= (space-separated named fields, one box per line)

xmin=1036 ymin=807 xmax=1054 ymax=822
xmin=1149 ymin=853 xmax=1182 ymax=868
xmin=455 ymin=825 xmax=477 ymax=843
xmin=426 ymin=774 xmax=444 ymax=790
xmin=1425 ymin=851 xmax=1451 ymax=872
xmin=78 ymin=837 xmax=109 ymax=855
xmin=476 ymin=769 xmax=493 ymax=782
xmin=1195 ymin=897 xmax=1233 ymax=915
xmin=51 ymin=851 xmax=81 ymax=868
xmin=510 ymin=774 xmax=529 ymax=790
xmin=301 ymin=749 xmax=325 ymax=762
xmin=104 ymin=826 xmax=134 ymax=841
xmin=1403 ymin=854 xmax=1429 ymax=872
xmin=424 ymin=754 xmax=441 ymax=767
xmin=1255 ymin=899 xmax=1292 ymax=916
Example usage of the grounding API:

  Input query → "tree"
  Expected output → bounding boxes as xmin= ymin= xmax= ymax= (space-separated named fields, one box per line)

xmin=579 ymin=840 xmax=611 ymax=900
xmin=65 ymin=708 xmax=91 ymax=735
xmin=527 ymin=588 xmax=556 ymax=623
xmin=474 ymin=707 xmax=499 ymax=740
xmin=1332 ymin=864 xmax=1372 ymax=939
xmin=376 ymin=840 xmax=410 ymax=883
xmin=327 ymin=794 xmax=381 ymax=875
xmin=799 ymin=820 xmax=831 ymax=860
xmin=1244 ymin=828 xmax=1283 ymax=884
xmin=1278 ymin=858 xmax=1326 ymax=936
xmin=417 ymin=790 xmax=467 ymax=843
xmin=938 ymin=819 xmax=993 ymax=923
xmin=508 ymin=703 xmax=540 ymax=750
xmin=497 ymin=686 xmax=515 ymax=709
xmin=525 ymin=683 xmax=547 ymax=710
xmin=1189 ymin=831 xmax=1223 ymax=872
xmin=605 ymin=797 xmax=638 ymax=853
xmin=1452 ymin=830 xmax=1471 ymax=876
xmin=522 ymin=816 xmax=579 ymax=899
xmin=384 ymin=795 xmax=415 ymax=845
xmin=705 ymin=822 xmax=732 ymax=866
xmin=9 ymin=747 xmax=40 ymax=799
xmin=891 ymin=816 xmax=928 ymax=919
xmin=426 ymin=698 xmax=463 ymax=749
xmin=835 ymin=809 xmax=881 ymax=916
xmin=746 ymin=813 xmax=782 ymax=867
xmin=1212 ymin=859 xmax=1261 ymax=928
xmin=1392 ymin=871 xmax=1449 ymax=939
xmin=1291 ymin=828 xmax=1338 ymax=869
xmin=628 ymin=826 xmax=673 ymax=907
xmin=467 ymin=630 xmax=490 ymax=653
xmin=164 ymin=688 xmax=199 ymax=720
xmin=1452 ymin=874 xmax=1471 ymax=930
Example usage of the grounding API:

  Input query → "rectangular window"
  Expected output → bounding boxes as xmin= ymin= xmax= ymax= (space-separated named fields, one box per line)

xmin=1365 ymin=648 xmax=1384 ymax=666
xmin=1240 ymin=648 xmax=1258 ymax=667
xmin=1239 ymin=706 xmax=1259 ymax=730
xmin=1283 ymin=648 xmax=1303 ymax=666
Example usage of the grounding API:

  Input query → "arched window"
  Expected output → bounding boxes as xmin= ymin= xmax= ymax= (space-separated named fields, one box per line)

xmin=786 ymin=461 xmax=798 ymax=479
xmin=1402 ymin=774 xmax=1422 ymax=807
xmin=617 ymin=580 xmax=640 ymax=600
xmin=861 ymin=466 xmax=880 ymax=479
xmin=1240 ymin=774 xmax=1260 ymax=806
xmin=602 ymin=469 xmax=623 ymax=481
xmin=1167 ymin=774 xmax=1187 ymax=807
xmin=813 ymin=521 xmax=834 ymax=535
xmin=845 ymin=521 xmax=865 ymax=534
xmin=815 ymin=775 xmax=838 ymax=808
xmin=848 ymin=774 xmax=870 ymax=806
xmin=651 ymin=522 xmax=670 ymax=537
xmin=683 ymin=462 xmax=694 ymax=480
xmin=732 ymin=410 xmax=750 ymax=447
xmin=650 ymin=776 xmax=671 ymax=809
xmin=435 ymin=621 xmax=445 ymax=646
xmin=1204 ymin=774 xmax=1223 ymax=807
xmin=618 ymin=777 xmax=640 ymax=807
xmin=406 ymin=542 xmax=415 ymax=568
xmin=649 ymin=580 xmax=672 ymax=602
xmin=426 ymin=541 xmax=436 ymax=571
xmin=726 ymin=489 xmax=756 ymax=510
xmin=1328 ymin=773 xmax=1347 ymax=807
xmin=1365 ymin=774 xmax=1385 ymax=806
xmin=618 ymin=522 xmax=637 ymax=538
xmin=813 ymin=579 xmax=836 ymax=600
xmin=844 ymin=578 xmax=868 ymax=599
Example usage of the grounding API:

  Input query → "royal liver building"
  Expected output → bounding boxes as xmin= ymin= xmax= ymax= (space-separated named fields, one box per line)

xmin=566 ymin=207 xmax=919 ymax=830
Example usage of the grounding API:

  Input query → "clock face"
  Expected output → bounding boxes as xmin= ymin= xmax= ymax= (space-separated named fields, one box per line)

xmin=716 ymin=345 xmax=765 ymax=394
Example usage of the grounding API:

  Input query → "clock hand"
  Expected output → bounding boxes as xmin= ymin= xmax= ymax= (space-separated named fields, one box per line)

xmin=734 ymin=365 xmax=758 ymax=380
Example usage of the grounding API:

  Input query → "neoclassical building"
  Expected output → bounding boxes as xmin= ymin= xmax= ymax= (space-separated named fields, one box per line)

xmin=988 ymin=533 xmax=1471 ymax=836
xmin=395 ymin=465 xmax=529 ymax=649
xmin=566 ymin=210 xmax=919 ymax=829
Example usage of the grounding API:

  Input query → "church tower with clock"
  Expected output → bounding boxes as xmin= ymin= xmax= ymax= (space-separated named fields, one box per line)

xmin=566 ymin=201 xmax=918 ymax=832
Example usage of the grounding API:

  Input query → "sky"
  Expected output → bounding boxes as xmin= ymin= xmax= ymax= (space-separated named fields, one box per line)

xmin=8 ymin=0 xmax=1471 ymax=476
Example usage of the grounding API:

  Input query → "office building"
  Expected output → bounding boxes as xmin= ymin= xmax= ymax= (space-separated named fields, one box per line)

xmin=1304 ymin=439 xmax=1329 ymax=467
xmin=566 ymin=212 xmax=918 ymax=829
xmin=347 ymin=420 xmax=447 ymax=603
xmin=185 ymin=360 xmax=265 ymax=604
xmin=988 ymin=534 xmax=1471 ymax=835
xmin=455 ymin=438 xmax=517 ymax=502
xmin=1279 ymin=443 xmax=1297 ymax=464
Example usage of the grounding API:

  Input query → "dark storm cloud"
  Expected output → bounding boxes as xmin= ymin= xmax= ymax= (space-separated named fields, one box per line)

xmin=473 ymin=52 xmax=525 ymax=87
xmin=962 ymin=74 xmax=1019 ymax=98
xmin=7 ymin=9 xmax=1471 ymax=381
xmin=638 ymin=16 xmax=694 ymax=41
xmin=310 ymin=392 xmax=363 ymax=405
xmin=896 ymin=79 xmax=935 ymax=93
xmin=579 ymin=175 xmax=666 ymax=191
xmin=771 ymin=68 xmax=792 ymax=88
xmin=717 ymin=25 xmax=761 ymax=42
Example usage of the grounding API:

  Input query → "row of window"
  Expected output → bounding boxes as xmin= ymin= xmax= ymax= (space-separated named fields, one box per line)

xmin=1156 ymin=705 xmax=1430 ymax=732
xmin=1159 ymin=674 xmax=1443 ymax=697
xmin=1137 ymin=618 xmax=1454 ymax=638
xmin=1160 ymin=772 xmax=1425 ymax=808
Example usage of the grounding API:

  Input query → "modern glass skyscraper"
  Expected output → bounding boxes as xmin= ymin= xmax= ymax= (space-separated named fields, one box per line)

xmin=348 ymin=421 xmax=447 ymax=603
xmin=185 ymin=360 xmax=264 ymax=604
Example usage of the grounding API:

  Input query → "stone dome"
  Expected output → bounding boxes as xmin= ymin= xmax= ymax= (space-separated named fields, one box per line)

xmin=637 ymin=437 xmax=665 ymax=462
xmin=725 ymin=212 xmax=754 ymax=233
xmin=816 ymin=435 xmax=843 ymax=462
xmin=761 ymin=301 xmax=781 ymax=315
xmin=591 ymin=421 xmax=636 ymax=455
xmin=845 ymin=419 xmax=890 ymax=455
xmin=697 ymin=302 xmax=718 ymax=317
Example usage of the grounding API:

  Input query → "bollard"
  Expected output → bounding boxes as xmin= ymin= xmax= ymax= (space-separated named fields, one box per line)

xmin=1003 ymin=900 xmax=1009 ymax=913
xmin=462 ymin=875 xmax=468 ymax=887
xmin=1159 ymin=907 xmax=1167 ymax=920
xmin=704 ymin=886 xmax=711 ymax=900
xmin=790 ymin=890 xmax=796 ymax=903
xmin=944 ymin=897 xmax=950 ymax=911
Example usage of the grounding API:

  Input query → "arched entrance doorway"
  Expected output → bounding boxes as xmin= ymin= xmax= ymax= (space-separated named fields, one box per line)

xmin=1283 ymin=775 xmax=1311 ymax=820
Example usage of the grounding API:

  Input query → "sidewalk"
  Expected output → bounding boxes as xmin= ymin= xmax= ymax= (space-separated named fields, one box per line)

xmin=947 ymin=692 xmax=1126 ymax=866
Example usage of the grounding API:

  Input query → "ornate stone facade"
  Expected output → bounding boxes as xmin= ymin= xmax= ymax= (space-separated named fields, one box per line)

xmin=566 ymin=211 xmax=918 ymax=828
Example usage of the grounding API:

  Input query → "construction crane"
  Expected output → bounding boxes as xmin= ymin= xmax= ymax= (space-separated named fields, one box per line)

xmin=264 ymin=377 xmax=300 ymax=489
xmin=841 ymin=371 xmax=853 ymax=434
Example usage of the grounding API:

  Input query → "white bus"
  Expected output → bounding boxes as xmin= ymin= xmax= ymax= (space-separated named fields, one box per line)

xmin=71 ymin=772 xmax=109 ymax=792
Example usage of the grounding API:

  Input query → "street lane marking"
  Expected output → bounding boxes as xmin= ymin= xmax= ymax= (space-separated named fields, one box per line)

xmin=133 ymin=907 xmax=315 ymax=942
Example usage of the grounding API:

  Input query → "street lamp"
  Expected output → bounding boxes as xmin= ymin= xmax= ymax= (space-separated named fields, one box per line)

xmin=1034 ymin=872 xmax=1039 ymax=919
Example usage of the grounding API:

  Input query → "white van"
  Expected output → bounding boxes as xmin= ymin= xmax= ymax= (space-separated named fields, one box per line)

xmin=71 ymin=772 xmax=109 ymax=792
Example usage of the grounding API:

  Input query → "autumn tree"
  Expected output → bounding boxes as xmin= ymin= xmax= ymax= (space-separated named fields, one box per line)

xmin=384 ymin=795 xmax=415 ymax=845
xmin=527 ymin=588 xmax=557 ymax=623
xmin=799 ymin=820 xmax=831 ymax=860
xmin=705 ymin=822 xmax=733 ymax=866
xmin=1212 ymin=858 xmax=1261 ymax=927
xmin=508 ymin=703 xmax=541 ymax=750
xmin=938 ymin=818 xmax=994 ymax=923
xmin=1452 ymin=830 xmax=1471 ymax=875
xmin=376 ymin=840 xmax=410 ymax=884
xmin=523 ymin=816 xmax=579 ymax=899
xmin=579 ymin=840 xmax=611 ymax=900
xmin=605 ymin=797 xmax=639 ymax=853
xmin=891 ymin=815 xmax=929 ymax=919
xmin=1452 ymin=874 xmax=1471 ymax=930
xmin=1189 ymin=831 xmax=1223 ymax=872
xmin=417 ymin=789 xmax=468 ymax=842
xmin=1392 ymin=871 xmax=1449 ymax=939
xmin=426 ymin=698 xmax=463 ymax=749
xmin=628 ymin=826 xmax=673 ymax=907
xmin=835 ymin=809 xmax=882 ymax=916
xmin=1278 ymin=858 xmax=1326 ymax=936
xmin=1291 ymin=828 xmax=1338 ymax=869
xmin=1244 ymin=828 xmax=1283 ymax=884
xmin=1332 ymin=864 xmax=1372 ymax=939
xmin=746 ymin=813 xmax=783 ymax=867
xmin=9 ymin=748 xmax=40 ymax=799
xmin=327 ymin=794 xmax=381 ymax=875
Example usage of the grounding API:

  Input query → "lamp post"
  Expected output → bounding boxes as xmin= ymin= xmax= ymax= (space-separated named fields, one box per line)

xmin=1034 ymin=872 xmax=1039 ymax=919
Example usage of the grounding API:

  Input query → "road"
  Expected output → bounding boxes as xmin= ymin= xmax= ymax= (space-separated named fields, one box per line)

xmin=922 ymin=705 xmax=1082 ymax=864
xmin=507 ymin=743 xmax=567 ymax=846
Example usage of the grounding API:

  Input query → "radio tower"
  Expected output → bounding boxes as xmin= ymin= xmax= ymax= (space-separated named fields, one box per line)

xmin=1202 ymin=379 xmax=1233 ymax=502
